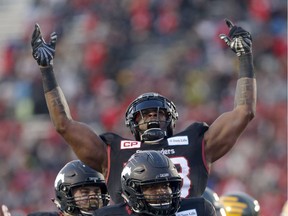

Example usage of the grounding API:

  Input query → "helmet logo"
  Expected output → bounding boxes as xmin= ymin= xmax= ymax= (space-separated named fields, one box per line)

xmin=54 ymin=173 xmax=65 ymax=187
xmin=88 ymin=177 xmax=100 ymax=182
xmin=221 ymin=196 xmax=247 ymax=215
xmin=122 ymin=166 xmax=132 ymax=176
xmin=159 ymin=173 xmax=169 ymax=178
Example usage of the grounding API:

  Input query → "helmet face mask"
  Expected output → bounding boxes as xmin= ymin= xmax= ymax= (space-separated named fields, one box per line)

xmin=54 ymin=160 xmax=110 ymax=215
xmin=140 ymin=181 xmax=180 ymax=215
xmin=121 ymin=151 xmax=182 ymax=216
xmin=72 ymin=186 xmax=106 ymax=213
xmin=125 ymin=93 xmax=178 ymax=142
xmin=142 ymin=182 xmax=173 ymax=206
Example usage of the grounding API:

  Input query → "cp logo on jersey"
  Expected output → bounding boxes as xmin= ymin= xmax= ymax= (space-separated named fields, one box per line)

xmin=121 ymin=140 xmax=141 ymax=149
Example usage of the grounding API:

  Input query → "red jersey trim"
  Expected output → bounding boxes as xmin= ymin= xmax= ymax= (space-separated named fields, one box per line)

xmin=125 ymin=205 xmax=133 ymax=215
xmin=106 ymin=145 xmax=111 ymax=184
xmin=201 ymin=139 xmax=209 ymax=173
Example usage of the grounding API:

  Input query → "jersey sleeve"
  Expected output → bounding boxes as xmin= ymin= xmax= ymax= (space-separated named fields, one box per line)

xmin=184 ymin=121 xmax=209 ymax=136
xmin=99 ymin=132 xmax=123 ymax=146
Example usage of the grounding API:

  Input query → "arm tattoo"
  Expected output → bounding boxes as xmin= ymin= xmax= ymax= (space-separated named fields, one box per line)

xmin=46 ymin=88 xmax=72 ymax=118
xmin=234 ymin=78 xmax=256 ymax=111
xmin=51 ymin=96 xmax=66 ymax=114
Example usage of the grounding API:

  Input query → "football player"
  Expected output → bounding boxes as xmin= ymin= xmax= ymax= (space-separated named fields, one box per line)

xmin=31 ymin=160 xmax=109 ymax=216
xmin=31 ymin=18 xmax=256 ymax=203
xmin=93 ymin=150 xmax=216 ymax=216
xmin=220 ymin=192 xmax=260 ymax=216
xmin=202 ymin=187 xmax=227 ymax=216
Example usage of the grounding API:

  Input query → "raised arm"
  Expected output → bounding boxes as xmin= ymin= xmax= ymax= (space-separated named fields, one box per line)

xmin=204 ymin=19 xmax=257 ymax=164
xmin=31 ymin=24 xmax=108 ymax=176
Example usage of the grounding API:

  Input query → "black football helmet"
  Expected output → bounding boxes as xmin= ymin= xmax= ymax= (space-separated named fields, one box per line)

xmin=125 ymin=92 xmax=178 ymax=143
xmin=220 ymin=192 xmax=260 ymax=216
xmin=121 ymin=150 xmax=182 ymax=216
xmin=202 ymin=187 xmax=227 ymax=216
xmin=54 ymin=160 xmax=110 ymax=215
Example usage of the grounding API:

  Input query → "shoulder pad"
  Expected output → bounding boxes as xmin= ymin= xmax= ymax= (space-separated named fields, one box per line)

xmin=99 ymin=132 xmax=122 ymax=144
xmin=186 ymin=122 xmax=209 ymax=134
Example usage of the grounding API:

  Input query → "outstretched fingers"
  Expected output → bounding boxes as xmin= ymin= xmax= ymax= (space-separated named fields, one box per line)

xmin=219 ymin=34 xmax=231 ymax=46
xmin=224 ymin=18 xmax=234 ymax=29
xmin=49 ymin=32 xmax=57 ymax=49
xmin=31 ymin=23 xmax=42 ymax=45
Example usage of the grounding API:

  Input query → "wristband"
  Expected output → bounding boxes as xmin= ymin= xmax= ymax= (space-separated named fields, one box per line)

xmin=40 ymin=66 xmax=58 ymax=93
xmin=239 ymin=53 xmax=255 ymax=78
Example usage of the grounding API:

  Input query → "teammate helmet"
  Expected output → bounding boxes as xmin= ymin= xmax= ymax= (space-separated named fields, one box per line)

xmin=121 ymin=150 xmax=182 ymax=216
xmin=54 ymin=160 xmax=110 ymax=215
xmin=220 ymin=192 xmax=260 ymax=216
xmin=125 ymin=92 xmax=178 ymax=142
xmin=202 ymin=187 xmax=227 ymax=216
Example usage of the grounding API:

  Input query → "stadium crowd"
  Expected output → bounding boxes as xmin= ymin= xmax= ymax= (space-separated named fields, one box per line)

xmin=0 ymin=0 xmax=286 ymax=215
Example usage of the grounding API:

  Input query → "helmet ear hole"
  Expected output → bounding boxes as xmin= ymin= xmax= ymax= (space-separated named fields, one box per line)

xmin=136 ymin=201 xmax=145 ymax=211
xmin=61 ymin=185 xmax=67 ymax=192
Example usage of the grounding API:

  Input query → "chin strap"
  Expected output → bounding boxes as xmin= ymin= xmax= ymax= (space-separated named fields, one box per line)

xmin=79 ymin=210 xmax=94 ymax=216
xmin=141 ymin=128 xmax=166 ymax=144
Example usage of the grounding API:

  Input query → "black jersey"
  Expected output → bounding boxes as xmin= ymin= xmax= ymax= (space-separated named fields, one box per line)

xmin=100 ymin=122 xmax=209 ymax=204
xmin=93 ymin=198 xmax=216 ymax=216
xmin=178 ymin=198 xmax=216 ymax=216
xmin=27 ymin=212 xmax=60 ymax=216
